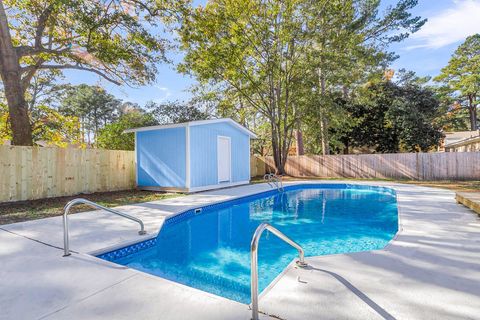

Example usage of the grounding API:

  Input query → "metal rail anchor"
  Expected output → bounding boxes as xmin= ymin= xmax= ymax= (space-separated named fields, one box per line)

xmin=263 ymin=173 xmax=284 ymax=192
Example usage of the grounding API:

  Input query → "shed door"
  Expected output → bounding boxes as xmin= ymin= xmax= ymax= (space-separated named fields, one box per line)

xmin=217 ymin=136 xmax=231 ymax=183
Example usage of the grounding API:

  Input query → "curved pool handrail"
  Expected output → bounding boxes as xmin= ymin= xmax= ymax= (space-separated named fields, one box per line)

xmin=263 ymin=173 xmax=284 ymax=192
xmin=250 ymin=223 xmax=307 ymax=320
xmin=62 ymin=198 xmax=146 ymax=257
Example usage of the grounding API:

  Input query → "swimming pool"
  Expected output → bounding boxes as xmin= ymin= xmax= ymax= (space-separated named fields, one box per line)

xmin=98 ymin=184 xmax=398 ymax=303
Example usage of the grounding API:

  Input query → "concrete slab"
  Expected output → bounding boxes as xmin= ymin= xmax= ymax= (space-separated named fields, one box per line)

xmin=0 ymin=230 xmax=136 ymax=320
xmin=1 ymin=181 xmax=479 ymax=320
xmin=42 ymin=273 xmax=251 ymax=320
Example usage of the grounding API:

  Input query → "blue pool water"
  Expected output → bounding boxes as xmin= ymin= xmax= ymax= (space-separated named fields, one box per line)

xmin=98 ymin=184 xmax=398 ymax=303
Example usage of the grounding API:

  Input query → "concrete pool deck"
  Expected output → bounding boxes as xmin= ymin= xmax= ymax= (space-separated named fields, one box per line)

xmin=1 ymin=181 xmax=479 ymax=320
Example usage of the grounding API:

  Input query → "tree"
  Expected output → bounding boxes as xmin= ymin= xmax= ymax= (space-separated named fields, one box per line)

xmin=178 ymin=0 xmax=425 ymax=173
xmin=0 ymin=101 xmax=10 ymax=142
xmin=146 ymin=100 xmax=208 ymax=124
xmin=97 ymin=110 xmax=158 ymax=150
xmin=179 ymin=0 xmax=309 ymax=174
xmin=25 ymin=70 xmax=65 ymax=111
xmin=337 ymin=78 xmax=443 ymax=153
xmin=435 ymin=34 xmax=480 ymax=131
xmin=0 ymin=101 xmax=82 ymax=146
xmin=0 ymin=0 xmax=184 ymax=145
xmin=301 ymin=0 xmax=425 ymax=155
xmin=31 ymin=105 xmax=82 ymax=147
xmin=60 ymin=84 xmax=121 ymax=144
xmin=1 ymin=69 xmax=75 ymax=145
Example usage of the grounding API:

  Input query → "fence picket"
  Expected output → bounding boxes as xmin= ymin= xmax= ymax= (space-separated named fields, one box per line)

xmin=0 ymin=146 xmax=135 ymax=202
xmin=253 ymin=153 xmax=480 ymax=181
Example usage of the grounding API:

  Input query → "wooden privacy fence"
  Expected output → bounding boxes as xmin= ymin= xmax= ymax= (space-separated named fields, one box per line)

xmin=0 ymin=146 xmax=135 ymax=202
xmin=250 ymin=155 xmax=266 ymax=178
xmin=259 ymin=152 xmax=480 ymax=180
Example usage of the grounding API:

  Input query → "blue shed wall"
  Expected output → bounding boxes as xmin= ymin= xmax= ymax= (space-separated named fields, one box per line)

xmin=189 ymin=122 xmax=250 ymax=188
xmin=136 ymin=127 xmax=186 ymax=188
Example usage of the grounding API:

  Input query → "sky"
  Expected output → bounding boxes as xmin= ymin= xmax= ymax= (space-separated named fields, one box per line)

xmin=62 ymin=0 xmax=480 ymax=106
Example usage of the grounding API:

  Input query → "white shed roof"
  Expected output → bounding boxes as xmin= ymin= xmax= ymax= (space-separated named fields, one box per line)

xmin=123 ymin=118 xmax=257 ymax=138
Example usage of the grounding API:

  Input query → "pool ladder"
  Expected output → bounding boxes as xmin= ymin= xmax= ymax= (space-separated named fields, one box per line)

xmin=264 ymin=173 xmax=284 ymax=192
xmin=250 ymin=223 xmax=307 ymax=320
xmin=62 ymin=198 xmax=147 ymax=257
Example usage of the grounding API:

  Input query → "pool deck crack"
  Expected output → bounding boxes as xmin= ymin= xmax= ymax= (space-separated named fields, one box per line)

xmin=37 ymin=274 xmax=139 ymax=320
xmin=0 ymin=227 xmax=79 ymax=254
xmin=259 ymin=310 xmax=287 ymax=320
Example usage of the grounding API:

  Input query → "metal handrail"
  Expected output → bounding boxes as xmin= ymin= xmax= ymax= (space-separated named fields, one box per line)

xmin=62 ymin=198 xmax=146 ymax=257
xmin=263 ymin=173 xmax=284 ymax=192
xmin=250 ymin=223 xmax=307 ymax=320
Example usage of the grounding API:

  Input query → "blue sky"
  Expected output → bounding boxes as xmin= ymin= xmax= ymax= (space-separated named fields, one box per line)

xmin=63 ymin=0 xmax=480 ymax=106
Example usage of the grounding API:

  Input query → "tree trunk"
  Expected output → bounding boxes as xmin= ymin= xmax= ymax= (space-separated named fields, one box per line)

xmin=1 ymin=72 xmax=32 ymax=145
xmin=344 ymin=140 xmax=349 ymax=154
xmin=295 ymin=130 xmax=304 ymax=155
xmin=270 ymin=120 xmax=285 ymax=175
xmin=0 ymin=1 xmax=33 ymax=145
xmin=319 ymin=116 xmax=329 ymax=155
xmin=469 ymin=95 xmax=477 ymax=131
xmin=318 ymin=69 xmax=330 ymax=155
xmin=473 ymin=95 xmax=478 ymax=131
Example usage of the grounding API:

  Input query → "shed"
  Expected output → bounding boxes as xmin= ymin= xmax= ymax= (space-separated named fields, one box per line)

xmin=125 ymin=118 xmax=257 ymax=193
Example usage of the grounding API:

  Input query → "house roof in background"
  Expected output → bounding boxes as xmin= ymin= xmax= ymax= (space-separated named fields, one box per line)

xmin=444 ymin=130 xmax=480 ymax=147
xmin=123 ymin=118 xmax=257 ymax=138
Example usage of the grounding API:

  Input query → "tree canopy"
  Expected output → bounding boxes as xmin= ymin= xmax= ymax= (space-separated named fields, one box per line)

xmin=435 ymin=34 xmax=480 ymax=131
xmin=97 ymin=110 xmax=158 ymax=150
xmin=146 ymin=100 xmax=208 ymax=124
xmin=334 ymin=78 xmax=443 ymax=153
xmin=0 ymin=0 xmax=185 ymax=145
xmin=60 ymin=84 xmax=121 ymax=144
xmin=178 ymin=0 xmax=425 ymax=173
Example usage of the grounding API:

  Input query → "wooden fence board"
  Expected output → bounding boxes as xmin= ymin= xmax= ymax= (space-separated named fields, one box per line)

xmin=255 ymin=152 xmax=480 ymax=181
xmin=0 ymin=146 xmax=135 ymax=202
xmin=250 ymin=156 xmax=266 ymax=177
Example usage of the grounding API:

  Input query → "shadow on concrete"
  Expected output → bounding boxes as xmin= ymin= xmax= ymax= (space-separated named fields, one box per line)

xmin=306 ymin=265 xmax=396 ymax=320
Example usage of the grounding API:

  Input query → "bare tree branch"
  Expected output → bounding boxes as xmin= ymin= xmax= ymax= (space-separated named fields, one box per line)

xmin=35 ymin=4 xmax=55 ymax=49
xmin=15 ymin=45 xmax=70 ymax=57
xmin=33 ymin=64 xmax=122 ymax=85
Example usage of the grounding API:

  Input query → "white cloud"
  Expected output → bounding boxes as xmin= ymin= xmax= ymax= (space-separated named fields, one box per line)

xmin=153 ymin=85 xmax=172 ymax=103
xmin=155 ymin=86 xmax=169 ymax=91
xmin=408 ymin=0 xmax=480 ymax=49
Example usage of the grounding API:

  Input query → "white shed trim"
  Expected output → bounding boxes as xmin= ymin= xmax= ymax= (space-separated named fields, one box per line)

xmin=123 ymin=118 xmax=257 ymax=138
xmin=185 ymin=125 xmax=191 ymax=189
xmin=134 ymin=132 xmax=138 ymax=187
xmin=187 ymin=180 xmax=250 ymax=193
xmin=217 ymin=135 xmax=232 ymax=183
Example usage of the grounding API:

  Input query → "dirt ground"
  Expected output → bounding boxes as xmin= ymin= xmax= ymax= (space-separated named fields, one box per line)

xmin=0 ymin=190 xmax=182 ymax=225
xmin=2 ymin=178 xmax=479 ymax=225
xmin=252 ymin=176 xmax=480 ymax=192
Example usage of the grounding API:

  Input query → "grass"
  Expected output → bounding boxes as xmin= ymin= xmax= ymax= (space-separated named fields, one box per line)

xmin=0 ymin=190 xmax=183 ymax=225
xmin=2 ymin=177 xmax=479 ymax=225
xmin=252 ymin=176 xmax=480 ymax=192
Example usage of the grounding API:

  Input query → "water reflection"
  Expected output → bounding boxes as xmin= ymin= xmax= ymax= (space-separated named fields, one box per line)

xmin=116 ymin=186 xmax=398 ymax=303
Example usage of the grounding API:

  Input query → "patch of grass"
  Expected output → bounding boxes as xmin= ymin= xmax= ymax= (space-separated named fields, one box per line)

xmin=0 ymin=190 xmax=183 ymax=225
xmin=252 ymin=176 xmax=480 ymax=192
xmin=3 ymin=178 xmax=479 ymax=225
